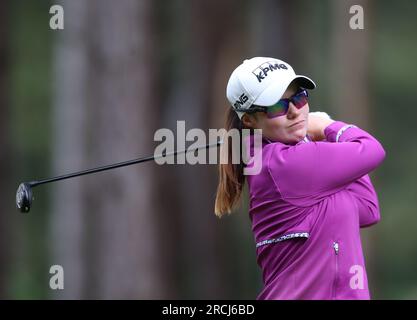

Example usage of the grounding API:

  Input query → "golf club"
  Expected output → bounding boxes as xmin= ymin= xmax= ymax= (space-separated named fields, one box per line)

xmin=16 ymin=140 xmax=223 ymax=213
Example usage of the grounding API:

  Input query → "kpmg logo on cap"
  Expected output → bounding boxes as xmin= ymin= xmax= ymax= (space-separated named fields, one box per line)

xmin=252 ymin=61 xmax=288 ymax=83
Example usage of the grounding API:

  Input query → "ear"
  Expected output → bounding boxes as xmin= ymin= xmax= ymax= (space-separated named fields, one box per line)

xmin=242 ymin=113 xmax=257 ymax=129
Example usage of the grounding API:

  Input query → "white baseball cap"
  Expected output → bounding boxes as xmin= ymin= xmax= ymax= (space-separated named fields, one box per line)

xmin=226 ymin=57 xmax=316 ymax=119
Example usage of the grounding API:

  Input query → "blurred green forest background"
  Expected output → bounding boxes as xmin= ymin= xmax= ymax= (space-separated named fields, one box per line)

xmin=0 ymin=0 xmax=416 ymax=299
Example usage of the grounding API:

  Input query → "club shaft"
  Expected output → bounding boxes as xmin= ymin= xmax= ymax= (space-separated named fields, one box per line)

xmin=30 ymin=141 xmax=222 ymax=187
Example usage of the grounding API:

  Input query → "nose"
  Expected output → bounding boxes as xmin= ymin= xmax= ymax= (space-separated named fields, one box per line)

xmin=286 ymin=102 xmax=302 ymax=119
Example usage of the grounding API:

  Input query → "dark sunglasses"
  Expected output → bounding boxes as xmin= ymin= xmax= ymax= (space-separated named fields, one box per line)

xmin=246 ymin=89 xmax=309 ymax=119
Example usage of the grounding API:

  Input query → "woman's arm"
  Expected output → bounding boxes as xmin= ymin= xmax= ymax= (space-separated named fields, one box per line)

xmin=267 ymin=121 xmax=386 ymax=199
xmin=346 ymin=174 xmax=381 ymax=228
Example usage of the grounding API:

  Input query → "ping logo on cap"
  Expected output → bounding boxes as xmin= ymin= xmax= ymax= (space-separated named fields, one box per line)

xmin=233 ymin=93 xmax=249 ymax=109
xmin=252 ymin=61 xmax=288 ymax=83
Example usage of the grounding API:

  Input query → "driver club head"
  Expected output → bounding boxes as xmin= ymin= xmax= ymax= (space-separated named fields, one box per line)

xmin=16 ymin=183 xmax=33 ymax=213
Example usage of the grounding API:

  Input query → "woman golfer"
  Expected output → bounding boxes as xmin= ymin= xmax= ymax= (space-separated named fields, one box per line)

xmin=215 ymin=57 xmax=386 ymax=299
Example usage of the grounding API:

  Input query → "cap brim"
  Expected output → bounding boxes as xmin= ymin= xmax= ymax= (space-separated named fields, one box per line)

xmin=253 ymin=75 xmax=316 ymax=106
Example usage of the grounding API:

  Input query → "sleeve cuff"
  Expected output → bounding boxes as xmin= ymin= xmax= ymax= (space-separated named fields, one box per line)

xmin=324 ymin=121 xmax=358 ymax=142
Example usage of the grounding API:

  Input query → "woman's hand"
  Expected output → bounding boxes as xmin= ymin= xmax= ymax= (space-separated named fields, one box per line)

xmin=307 ymin=112 xmax=335 ymax=141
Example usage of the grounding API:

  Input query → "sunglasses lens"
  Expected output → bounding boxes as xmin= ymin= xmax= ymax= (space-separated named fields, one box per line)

xmin=292 ymin=91 xmax=308 ymax=108
xmin=266 ymin=101 xmax=288 ymax=118
xmin=265 ymin=90 xmax=308 ymax=118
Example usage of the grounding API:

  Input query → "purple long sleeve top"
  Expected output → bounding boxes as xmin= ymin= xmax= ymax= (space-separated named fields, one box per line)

xmin=245 ymin=121 xmax=386 ymax=300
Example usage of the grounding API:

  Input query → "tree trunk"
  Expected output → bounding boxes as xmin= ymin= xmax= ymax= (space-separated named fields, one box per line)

xmin=50 ymin=0 xmax=90 ymax=299
xmin=329 ymin=0 xmax=378 ymax=294
xmin=50 ymin=0 xmax=165 ymax=299
xmin=330 ymin=0 xmax=372 ymax=128
xmin=158 ymin=0 xmax=248 ymax=298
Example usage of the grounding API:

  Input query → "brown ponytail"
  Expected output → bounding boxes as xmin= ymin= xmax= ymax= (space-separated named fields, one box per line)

xmin=214 ymin=108 xmax=247 ymax=218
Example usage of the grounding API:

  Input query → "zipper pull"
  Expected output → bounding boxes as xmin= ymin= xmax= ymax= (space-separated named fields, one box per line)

xmin=333 ymin=242 xmax=339 ymax=255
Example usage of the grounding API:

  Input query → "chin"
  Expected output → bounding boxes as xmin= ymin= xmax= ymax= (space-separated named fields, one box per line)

xmin=288 ymin=131 xmax=306 ymax=144
xmin=272 ymin=128 xmax=306 ymax=144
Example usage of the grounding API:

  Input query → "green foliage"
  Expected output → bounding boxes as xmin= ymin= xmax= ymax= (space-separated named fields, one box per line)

xmin=8 ymin=0 xmax=52 ymax=299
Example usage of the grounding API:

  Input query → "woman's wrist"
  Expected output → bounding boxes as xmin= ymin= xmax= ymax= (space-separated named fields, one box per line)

xmin=308 ymin=119 xmax=335 ymax=141
xmin=307 ymin=112 xmax=335 ymax=141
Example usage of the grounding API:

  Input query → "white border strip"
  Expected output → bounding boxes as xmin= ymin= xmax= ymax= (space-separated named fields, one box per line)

xmin=336 ymin=124 xmax=357 ymax=142
xmin=256 ymin=232 xmax=310 ymax=248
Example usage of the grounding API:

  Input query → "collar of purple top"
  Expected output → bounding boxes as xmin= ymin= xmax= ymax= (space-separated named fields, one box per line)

xmin=243 ymin=134 xmax=312 ymax=153
xmin=262 ymin=135 xmax=312 ymax=144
